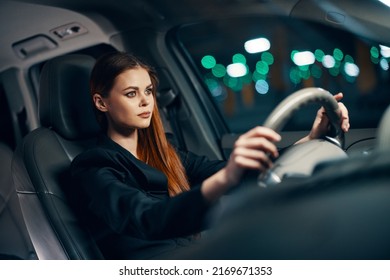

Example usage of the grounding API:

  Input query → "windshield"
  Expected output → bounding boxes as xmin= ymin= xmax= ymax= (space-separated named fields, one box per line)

xmin=178 ymin=16 xmax=390 ymax=133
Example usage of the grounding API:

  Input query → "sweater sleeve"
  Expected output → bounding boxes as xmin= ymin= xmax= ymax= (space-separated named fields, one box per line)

xmin=71 ymin=148 xmax=211 ymax=240
xmin=179 ymin=149 xmax=226 ymax=187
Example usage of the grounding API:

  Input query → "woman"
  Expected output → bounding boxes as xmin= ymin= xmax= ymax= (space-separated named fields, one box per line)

xmin=71 ymin=51 xmax=349 ymax=259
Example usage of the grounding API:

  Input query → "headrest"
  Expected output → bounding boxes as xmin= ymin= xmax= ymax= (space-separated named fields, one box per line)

xmin=39 ymin=54 xmax=101 ymax=140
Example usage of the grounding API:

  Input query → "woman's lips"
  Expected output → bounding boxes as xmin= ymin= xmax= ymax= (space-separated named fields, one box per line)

xmin=138 ymin=112 xmax=151 ymax=118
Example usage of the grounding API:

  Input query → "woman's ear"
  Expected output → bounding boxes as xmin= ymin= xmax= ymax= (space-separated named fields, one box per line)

xmin=93 ymin=93 xmax=108 ymax=112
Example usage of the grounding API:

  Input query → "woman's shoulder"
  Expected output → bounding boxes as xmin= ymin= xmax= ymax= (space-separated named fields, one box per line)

xmin=71 ymin=145 xmax=119 ymax=171
xmin=71 ymin=135 xmax=128 ymax=168
xmin=74 ymin=145 xmax=113 ymax=160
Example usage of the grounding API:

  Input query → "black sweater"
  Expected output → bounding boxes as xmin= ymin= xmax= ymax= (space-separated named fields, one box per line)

xmin=70 ymin=135 xmax=225 ymax=259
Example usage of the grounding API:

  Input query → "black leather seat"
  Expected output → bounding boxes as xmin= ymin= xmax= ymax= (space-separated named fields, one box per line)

xmin=0 ymin=142 xmax=36 ymax=259
xmin=12 ymin=54 xmax=104 ymax=259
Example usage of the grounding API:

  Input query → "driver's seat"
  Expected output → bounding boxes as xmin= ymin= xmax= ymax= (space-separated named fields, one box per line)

xmin=12 ymin=54 xmax=104 ymax=259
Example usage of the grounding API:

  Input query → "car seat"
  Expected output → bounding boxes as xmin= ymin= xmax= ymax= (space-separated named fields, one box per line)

xmin=12 ymin=54 xmax=104 ymax=259
xmin=0 ymin=142 xmax=36 ymax=259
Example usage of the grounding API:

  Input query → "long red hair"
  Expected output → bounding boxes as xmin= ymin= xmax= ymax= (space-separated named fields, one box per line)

xmin=90 ymin=51 xmax=190 ymax=196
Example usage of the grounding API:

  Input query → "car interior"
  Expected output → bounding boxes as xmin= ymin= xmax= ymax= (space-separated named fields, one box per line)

xmin=1 ymin=0 xmax=390 ymax=259
xmin=11 ymin=54 xmax=104 ymax=260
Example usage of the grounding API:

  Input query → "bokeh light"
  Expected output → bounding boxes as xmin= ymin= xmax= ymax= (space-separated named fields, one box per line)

xmin=322 ymin=55 xmax=336 ymax=68
xmin=244 ymin=38 xmax=271 ymax=54
xmin=255 ymin=80 xmax=269 ymax=94
xmin=227 ymin=63 xmax=247 ymax=77
xmin=212 ymin=64 xmax=226 ymax=78
xmin=292 ymin=51 xmax=315 ymax=66
xmin=344 ymin=62 xmax=360 ymax=77
xmin=201 ymin=55 xmax=216 ymax=69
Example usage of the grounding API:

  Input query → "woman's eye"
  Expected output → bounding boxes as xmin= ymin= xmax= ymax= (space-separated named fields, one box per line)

xmin=126 ymin=91 xmax=136 ymax=97
xmin=145 ymin=88 xmax=153 ymax=95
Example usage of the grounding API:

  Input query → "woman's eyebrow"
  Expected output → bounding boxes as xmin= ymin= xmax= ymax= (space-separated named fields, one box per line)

xmin=122 ymin=84 xmax=153 ymax=91
xmin=122 ymin=85 xmax=138 ymax=91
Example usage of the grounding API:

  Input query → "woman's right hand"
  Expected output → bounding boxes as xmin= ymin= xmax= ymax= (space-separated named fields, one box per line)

xmin=224 ymin=126 xmax=281 ymax=186
xmin=201 ymin=126 xmax=281 ymax=202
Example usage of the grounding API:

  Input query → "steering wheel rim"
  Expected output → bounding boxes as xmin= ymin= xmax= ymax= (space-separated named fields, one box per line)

xmin=263 ymin=87 xmax=344 ymax=147
xmin=258 ymin=87 xmax=346 ymax=187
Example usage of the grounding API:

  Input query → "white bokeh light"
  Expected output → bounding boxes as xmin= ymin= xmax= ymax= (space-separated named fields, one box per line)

xmin=322 ymin=55 xmax=336 ymax=68
xmin=227 ymin=63 xmax=247 ymax=77
xmin=292 ymin=51 xmax=315 ymax=66
xmin=344 ymin=62 xmax=360 ymax=77
xmin=380 ymin=44 xmax=390 ymax=58
xmin=244 ymin=38 xmax=271 ymax=54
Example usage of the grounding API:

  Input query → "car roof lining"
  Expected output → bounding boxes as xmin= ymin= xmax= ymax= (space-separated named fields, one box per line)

xmin=0 ymin=1 xmax=115 ymax=72
xmin=2 ymin=0 xmax=389 ymax=72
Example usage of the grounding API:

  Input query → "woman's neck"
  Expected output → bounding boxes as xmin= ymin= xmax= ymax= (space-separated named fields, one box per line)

xmin=107 ymin=128 xmax=138 ymax=157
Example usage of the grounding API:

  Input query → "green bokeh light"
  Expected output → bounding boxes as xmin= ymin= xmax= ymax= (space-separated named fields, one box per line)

xmin=201 ymin=55 xmax=216 ymax=69
xmin=314 ymin=49 xmax=325 ymax=62
xmin=289 ymin=67 xmax=301 ymax=84
xmin=242 ymin=68 xmax=253 ymax=84
xmin=311 ymin=64 xmax=322 ymax=79
xmin=232 ymin=53 xmax=247 ymax=64
xmin=252 ymin=70 xmax=266 ymax=82
xmin=370 ymin=46 xmax=379 ymax=59
xmin=256 ymin=61 xmax=269 ymax=75
xmin=298 ymin=65 xmax=309 ymax=71
xmin=261 ymin=52 xmax=274 ymax=65
xmin=344 ymin=55 xmax=354 ymax=63
xmin=329 ymin=67 xmax=340 ymax=77
xmin=371 ymin=56 xmax=380 ymax=64
xmin=333 ymin=48 xmax=344 ymax=61
xmin=223 ymin=75 xmax=241 ymax=91
xmin=290 ymin=50 xmax=299 ymax=62
xmin=299 ymin=69 xmax=311 ymax=80
xmin=212 ymin=64 xmax=226 ymax=78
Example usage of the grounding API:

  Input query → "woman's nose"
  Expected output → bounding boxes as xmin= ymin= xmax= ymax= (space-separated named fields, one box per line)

xmin=139 ymin=94 xmax=150 ymax=106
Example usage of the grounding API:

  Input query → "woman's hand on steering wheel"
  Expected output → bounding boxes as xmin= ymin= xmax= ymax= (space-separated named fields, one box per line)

xmin=225 ymin=126 xmax=281 ymax=185
xmin=201 ymin=126 xmax=281 ymax=202
xmin=299 ymin=92 xmax=350 ymax=144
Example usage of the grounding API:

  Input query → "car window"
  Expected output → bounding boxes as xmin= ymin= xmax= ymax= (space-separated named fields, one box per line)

xmin=177 ymin=16 xmax=390 ymax=133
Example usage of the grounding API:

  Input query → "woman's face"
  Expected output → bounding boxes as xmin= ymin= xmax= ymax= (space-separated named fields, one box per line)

xmin=95 ymin=67 xmax=155 ymax=134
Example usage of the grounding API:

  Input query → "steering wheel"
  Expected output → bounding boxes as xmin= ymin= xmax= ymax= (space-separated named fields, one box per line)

xmin=258 ymin=87 xmax=348 ymax=187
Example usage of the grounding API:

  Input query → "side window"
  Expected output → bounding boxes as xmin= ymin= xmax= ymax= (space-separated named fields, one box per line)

xmin=178 ymin=17 xmax=390 ymax=133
